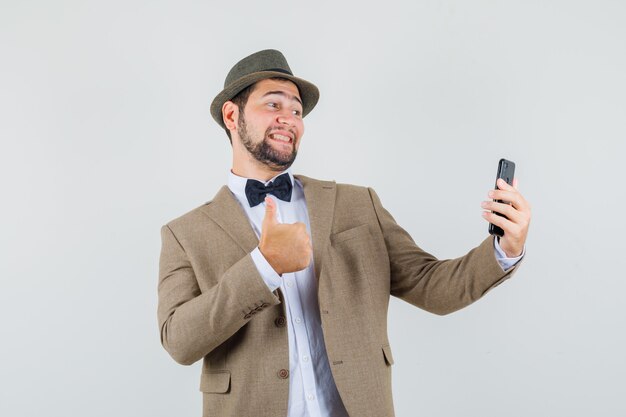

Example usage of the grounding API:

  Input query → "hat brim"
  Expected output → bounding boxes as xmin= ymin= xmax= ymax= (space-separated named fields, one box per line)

xmin=210 ymin=71 xmax=319 ymax=129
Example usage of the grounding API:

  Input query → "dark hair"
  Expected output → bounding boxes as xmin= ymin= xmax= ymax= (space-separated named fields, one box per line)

xmin=222 ymin=77 xmax=298 ymax=144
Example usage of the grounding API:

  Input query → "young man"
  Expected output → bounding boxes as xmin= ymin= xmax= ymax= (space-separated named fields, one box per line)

xmin=157 ymin=49 xmax=531 ymax=417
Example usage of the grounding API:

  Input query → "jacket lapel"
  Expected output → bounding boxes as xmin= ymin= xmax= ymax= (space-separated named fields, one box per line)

xmin=200 ymin=185 xmax=260 ymax=254
xmin=294 ymin=174 xmax=336 ymax=282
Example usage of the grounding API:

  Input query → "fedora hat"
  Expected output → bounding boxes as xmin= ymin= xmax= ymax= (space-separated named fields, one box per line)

xmin=210 ymin=49 xmax=320 ymax=129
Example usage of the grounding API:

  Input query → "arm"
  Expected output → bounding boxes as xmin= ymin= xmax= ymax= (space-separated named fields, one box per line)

xmin=367 ymin=187 xmax=520 ymax=316
xmin=157 ymin=224 xmax=280 ymax=365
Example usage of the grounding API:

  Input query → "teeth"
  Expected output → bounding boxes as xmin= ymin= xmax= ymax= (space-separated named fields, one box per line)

xmin=270 ymin=134 xmax=291 ymax=142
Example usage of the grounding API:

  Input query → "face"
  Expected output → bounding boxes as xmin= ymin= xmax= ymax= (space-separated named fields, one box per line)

xmin=234 ymin=78 xmax=305 ymax=172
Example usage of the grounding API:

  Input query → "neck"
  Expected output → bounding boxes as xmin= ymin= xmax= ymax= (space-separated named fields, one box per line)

xmin=231 ymin=157 xmax=286 ymax=182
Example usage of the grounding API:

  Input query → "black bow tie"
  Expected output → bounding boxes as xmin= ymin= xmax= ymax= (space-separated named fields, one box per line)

xmin=245 ymin=173 xmax=293 ymax=207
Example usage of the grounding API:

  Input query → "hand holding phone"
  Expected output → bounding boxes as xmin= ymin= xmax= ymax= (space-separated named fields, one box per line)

xmin=488 ymin=158 xmax=515 ymax=237
xmin=481 ymin=158 xmax=531 ymax=257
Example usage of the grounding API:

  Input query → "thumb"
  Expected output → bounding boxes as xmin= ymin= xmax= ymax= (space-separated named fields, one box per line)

xmin=262 ymin=196 xmax=279 ymax=228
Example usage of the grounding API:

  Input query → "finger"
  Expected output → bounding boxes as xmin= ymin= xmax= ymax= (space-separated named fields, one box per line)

xmin=482 ymin=210 xmax=516 ymax=233
xmin=481 ymin=200 xmax=522 ymax=224
xmin=497 ymin=178 xmax=516 ymax=191
xmin=488 ymin=189 xmax=528 ymax=212
xmin=512 ymin=177 xmax=518 ymax=190
xmin=262 ymin=196 xmax=279 ymax=227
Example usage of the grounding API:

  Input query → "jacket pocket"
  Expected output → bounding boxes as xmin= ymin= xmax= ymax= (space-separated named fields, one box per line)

xmin=382 ymin=345 xmax=394 ymax=366
xmin=199 ymin=371 xmax=231 ymax=393
xmin=330 ymin=223 xmax=370 ymax=245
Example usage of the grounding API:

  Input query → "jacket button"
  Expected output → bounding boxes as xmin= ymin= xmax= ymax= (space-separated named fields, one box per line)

xmin=278 ymin=369 xmax=289 ymax=379
xmin=275 ymin=316 xmax=286 ymax=327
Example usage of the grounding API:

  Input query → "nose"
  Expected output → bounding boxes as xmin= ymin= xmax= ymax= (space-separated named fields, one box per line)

xmin=276 ymin=109 xmax=297 ymax=126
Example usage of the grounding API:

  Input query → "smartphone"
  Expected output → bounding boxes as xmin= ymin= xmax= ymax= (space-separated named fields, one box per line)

xmin=488 ymin=158 xmax=516 ymax=237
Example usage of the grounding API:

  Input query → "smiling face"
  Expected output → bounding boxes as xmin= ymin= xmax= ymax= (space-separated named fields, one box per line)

xmin=225 ymin=78 xmax=305 ymax=178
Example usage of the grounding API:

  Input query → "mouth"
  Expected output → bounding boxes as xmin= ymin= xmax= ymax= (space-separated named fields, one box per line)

xmin=267 ymin=131 xmax=294 ymax=146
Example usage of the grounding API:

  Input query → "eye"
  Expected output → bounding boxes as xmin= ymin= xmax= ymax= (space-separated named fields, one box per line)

xmin=267 ymin=102 xmax=278 ymax=108
xmin=292 ymin=109 xmax=302 ymax=117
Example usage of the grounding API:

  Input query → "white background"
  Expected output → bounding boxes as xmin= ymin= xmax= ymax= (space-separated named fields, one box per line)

xmin=1 ymin=1 xmax=625 ymax=416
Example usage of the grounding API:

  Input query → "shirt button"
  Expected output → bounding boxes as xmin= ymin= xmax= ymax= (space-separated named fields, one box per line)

xmin=295 ymin=317 xmax=302 ymax=324
xmin=286 ymin=280 xmax=294 ymax=287
xmin=302 ymin=355 xmax=309 ymax=362
xmin=307 ymin=394 xmax=315 ymax=401
xmin=278 ymin=369 xmax=289 ymax=379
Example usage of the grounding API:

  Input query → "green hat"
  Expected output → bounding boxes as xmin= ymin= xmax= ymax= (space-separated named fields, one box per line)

xmin=210 ymin=49 xmax=320 ymax=129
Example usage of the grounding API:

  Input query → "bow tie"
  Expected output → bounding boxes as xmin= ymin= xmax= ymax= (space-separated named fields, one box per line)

xmin=245 ymin=173 xmax=293 ymax=207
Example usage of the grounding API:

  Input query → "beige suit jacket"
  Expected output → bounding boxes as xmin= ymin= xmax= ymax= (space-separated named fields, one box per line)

xmin=157 ymin=174 xmax=520 ymax=417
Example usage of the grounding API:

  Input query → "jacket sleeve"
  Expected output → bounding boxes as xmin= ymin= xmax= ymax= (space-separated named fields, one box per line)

xmin=157 ymin=224 xmax=280 ymax=365
xmin=367 ymin=187 xmax=520 ymax=316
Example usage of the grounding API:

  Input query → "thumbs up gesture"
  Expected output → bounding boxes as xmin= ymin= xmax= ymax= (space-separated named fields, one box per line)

xmin=259 ymin=196 xmax=312 ymax=275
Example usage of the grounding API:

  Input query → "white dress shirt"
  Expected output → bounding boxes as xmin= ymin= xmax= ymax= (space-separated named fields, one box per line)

xmin=227 ymin=168 xmax=523 ymax=417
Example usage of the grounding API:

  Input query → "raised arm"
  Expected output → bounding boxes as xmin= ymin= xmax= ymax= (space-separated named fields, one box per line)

xmin=367 ymin=187 xmax=520 ymax=315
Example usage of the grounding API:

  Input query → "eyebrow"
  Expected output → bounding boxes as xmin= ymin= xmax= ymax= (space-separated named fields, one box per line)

xmin=262 ymin=91 xmax=303 ymax=106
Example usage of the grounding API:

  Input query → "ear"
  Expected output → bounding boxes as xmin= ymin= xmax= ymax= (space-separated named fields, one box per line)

xmin=222 ymin=101 xmax=239 ymax=133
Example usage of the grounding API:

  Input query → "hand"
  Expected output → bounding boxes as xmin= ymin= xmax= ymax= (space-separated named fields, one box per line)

xmin=481 ymin=178 xmax=531 ymax=257
xmin=258 ymin=196 xmax=313 ymax=275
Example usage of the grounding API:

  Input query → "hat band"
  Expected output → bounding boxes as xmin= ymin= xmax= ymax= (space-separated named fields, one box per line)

xmin=263 ymin=68 xmax=293 ymax=76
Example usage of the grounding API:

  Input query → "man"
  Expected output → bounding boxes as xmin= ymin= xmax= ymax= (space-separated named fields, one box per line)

xmin=157 ymin=49 xmax=531 ymax=417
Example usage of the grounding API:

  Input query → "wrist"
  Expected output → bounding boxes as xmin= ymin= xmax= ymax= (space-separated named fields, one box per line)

xmin=496 ymin=237 xmax=523 ymax=258
xmin=259 ymin=246 xmax=283 ymax=275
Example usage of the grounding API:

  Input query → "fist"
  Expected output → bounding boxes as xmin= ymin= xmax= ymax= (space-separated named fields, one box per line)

xmin=259 ymin=196 xmax=312 ymax=275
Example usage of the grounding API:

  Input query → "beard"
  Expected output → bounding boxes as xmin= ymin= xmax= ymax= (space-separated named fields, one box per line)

xmin=238 ymin=111 xmax=298 ymax=172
